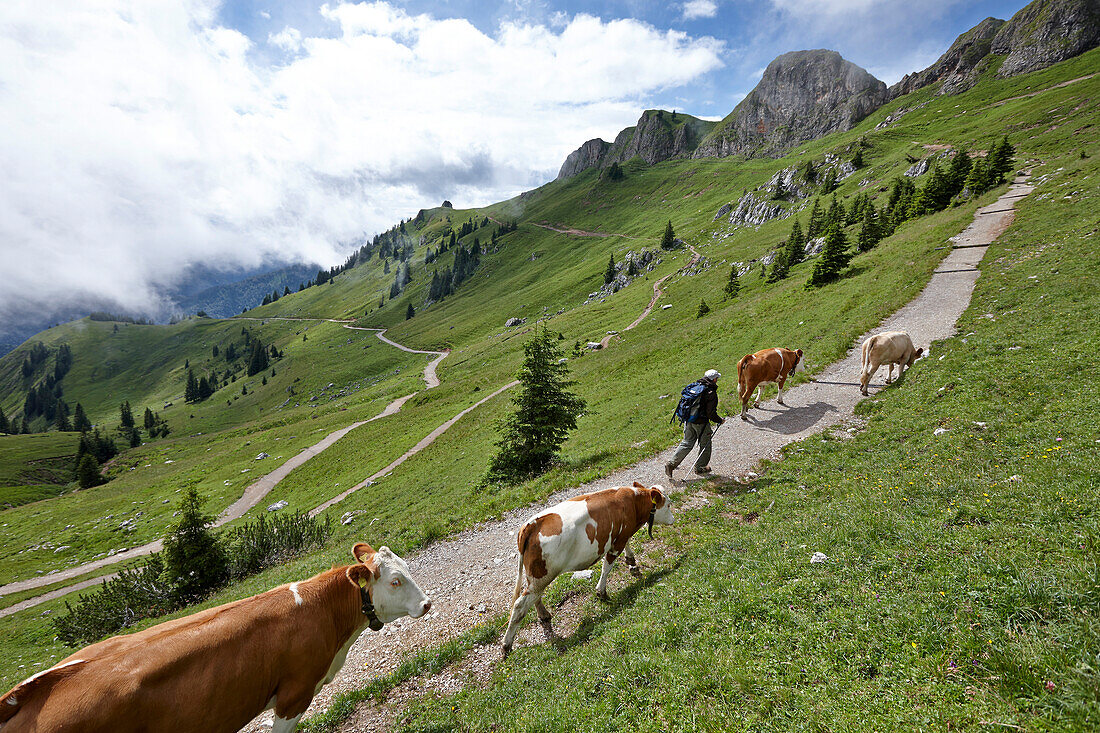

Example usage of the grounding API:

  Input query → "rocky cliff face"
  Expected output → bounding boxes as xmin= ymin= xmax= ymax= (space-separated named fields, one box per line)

xmin=992 ymin=0 xmax=1100 ymax=77
xmin=556 ymin=110 xmax=715 ymax=180
xmin=889 ymin=17 xmax=1006 ymax=98
xmin=557 ymin=138 xmax=610 ymax=179
xmin=693 ymin=50 xmax=888 ymax=159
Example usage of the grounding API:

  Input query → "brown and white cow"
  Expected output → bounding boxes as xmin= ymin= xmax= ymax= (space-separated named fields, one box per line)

xmin=0 ymin=543 xmax=430 ymax=733
xmin=736 ymin=347 xmax=804 ymax=420
xmin=502 ymin=482 xmax=674 ymax=655
xmin=859 ymin=331 xmax=924 ymax=396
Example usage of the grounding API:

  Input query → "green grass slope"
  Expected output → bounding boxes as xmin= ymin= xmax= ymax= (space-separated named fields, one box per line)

xmin=0 ymin=48 xmax=1096 ymax=696
xmin=0 ymin=433 xmax=79 ymax=508
xmin=331 ymin=106 xmax=1100 ymax=733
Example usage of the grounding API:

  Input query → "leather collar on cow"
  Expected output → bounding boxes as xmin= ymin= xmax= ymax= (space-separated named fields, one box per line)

xmin=647 ymin=505 xmax=656 ymax=538
xmin=359 ymin=584 xmax=385 ymax=631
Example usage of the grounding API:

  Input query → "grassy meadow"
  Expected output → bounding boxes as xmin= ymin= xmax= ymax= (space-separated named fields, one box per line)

xmin=0 ymin=45 xmax=1096 ymax=716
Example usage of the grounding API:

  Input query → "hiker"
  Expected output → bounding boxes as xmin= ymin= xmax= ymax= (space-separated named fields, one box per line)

xmin=666 ymin=369 xmax=724 ymax=478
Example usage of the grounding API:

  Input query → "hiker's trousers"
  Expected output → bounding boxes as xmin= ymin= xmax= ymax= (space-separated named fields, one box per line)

xmin=670 ymin=420 xmax=713 ymax=471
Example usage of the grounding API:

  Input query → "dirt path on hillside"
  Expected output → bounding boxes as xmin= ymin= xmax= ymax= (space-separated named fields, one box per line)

xmin=237 ymin=174 xmax=1034 ymax=732
xmin=600 ymin=245 xmax=700 ymax=348
xmin=532 ymin=222 xmax=638 ymax=238
xmin=0 ymin=325 xmax=447 ymax=614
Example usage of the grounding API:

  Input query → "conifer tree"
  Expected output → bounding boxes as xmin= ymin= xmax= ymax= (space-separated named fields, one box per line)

xmin=806 ymin=199 xmax=824 ymax=239
xmin=77 ymin=453 xmax=103 ymax=489
xmin=826 ymin=193 xmax=845 ymax=228
xmin=947 ymin=149 xmax=971 ymax=196
xmin=808 ymin=224 xmax=852 ymax=287
xmin=851 ymin=146 xmax=864 ymax=168
xmin=119 ymin=401 xmax=134 ymax=429
xmin=988 ymin=136 xmax=1015 ymax=184
xmin=820 ymin=168 xmax=838 ymax=194
xmin=801 ymin=159 xmax=816 ymax=184
xmin=185 ymin=369 xmax=198 ymax=403
xmin=696 ymin=298 xmax=710 ymax=317
xmin=0 ymin=405 xmax=8 ymax=434
xmin=785 ymin=219 xmax=806 ymax=267
xmin=660 ymin=220 xmax=677 ymax=250
xmin=162 ymin=488 xmax=228 ymax=603
xmin=627 ymin=257 xmax=638 ymax=277
xmin=55 ymin=410 xmax=71 ymax=432
xmin=406 ymin=303 xmax=415 ymax=320
xmin=603 ymin=254 xmax=616 ymax=285
xmin=487 ymin=326 xmax=586 ymax=482
xmin=766 ymin=250 xmax=790 ymax=283
xmin=73 ymin=403 xmax=91 ymax=432
xmin=857 ymin=203 xmax=880 ymax=252
xmin=724 ymin=265 xmax=740 ymax=298
xmin=144 ymin=407 xmax=156 ymax=430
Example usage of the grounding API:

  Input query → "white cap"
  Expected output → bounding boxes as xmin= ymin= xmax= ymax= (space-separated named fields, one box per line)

xmin=704 ymin=369 xmax=721 ymax=381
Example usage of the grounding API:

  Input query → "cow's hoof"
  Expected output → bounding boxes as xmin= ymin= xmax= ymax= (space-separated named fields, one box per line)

xmin=502 ymin=643 xmax=512 ymax=658
xmin=753 ymin=401 xmax=760 ymax=408
xmin=596 ymin=590 xmax=610 ymax=602
xmin=537 ymin=612 xmax=552 ymax=624
xmin=740 ymin=415 xmax=748 ymax=422
xmin=777 ymin=399 xmax=785 ymax=406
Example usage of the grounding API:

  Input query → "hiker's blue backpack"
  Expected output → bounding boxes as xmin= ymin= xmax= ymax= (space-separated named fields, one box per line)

xmin=671 ymin=381 xmax=709 ymax=424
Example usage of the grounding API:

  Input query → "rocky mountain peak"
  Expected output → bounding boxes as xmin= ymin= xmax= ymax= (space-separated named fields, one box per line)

xmin=556 ymin=110 xmax=715 ymax=180
xmin=693 ymin=49 xmax=888 ymax=159
xmin=889 ymin=17 xmax=1006 ymax=98
xmin=992 ymin=0 xmax=1100 ymax=77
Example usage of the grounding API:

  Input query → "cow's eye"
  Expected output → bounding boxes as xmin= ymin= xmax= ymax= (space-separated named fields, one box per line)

xmin=391 ymin=578 xmax=402 ymax=587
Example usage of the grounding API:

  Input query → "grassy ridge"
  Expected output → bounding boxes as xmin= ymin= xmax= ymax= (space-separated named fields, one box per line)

xmin=0 ymin=433 xmax=79 ymax=508
xmin=380 ymin=134 xmax=1100 ymax=733
xmin=0 ymin=49 xmax=1096 ymax=693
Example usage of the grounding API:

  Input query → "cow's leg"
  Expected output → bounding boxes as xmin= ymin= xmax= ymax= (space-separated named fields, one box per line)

xmin=272 ymin=714 xmax=305 ymax=733
xmin=776 ymin=375 xmax=787 ymax=405
xmin=739 ymin=381 xmax=752 ymax=420
xmin=886 ymin=363 xmax=895 ymax=384
xmin=622 ymin=547 xmax=641 ymax=576
xmin=534 ymin=597 xmax=552 ymax=623
xmin=595 ymin=550 xmax=621 ymax=600
xmin=503 ymin=576 xmax=551 ymax=655
xmin=752 ymin=384 xmax=763 ymax=408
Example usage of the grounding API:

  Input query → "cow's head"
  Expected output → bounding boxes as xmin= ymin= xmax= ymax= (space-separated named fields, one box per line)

xmin=348 ymin=543 xmax=431 ymax=628
xmin=907 ymin=347 xmax=924 ymax=366
xmin=792 ymin=348 xmax=805 ymax=373
xmin=636 ymin=483 xmax=675 ymax=537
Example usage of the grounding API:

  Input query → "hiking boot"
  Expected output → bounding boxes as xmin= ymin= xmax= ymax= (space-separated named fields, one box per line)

xmin=664 ymin=462 xmax=675 ymax=479
xmin=693 ymin=466 xmax=712 ymax=476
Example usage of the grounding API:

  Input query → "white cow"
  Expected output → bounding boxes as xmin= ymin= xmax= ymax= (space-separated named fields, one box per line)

xmin=859 ymin=331 xmax=924 ymax=396
xmin=502 ymin=483 xmax=674 ymax=655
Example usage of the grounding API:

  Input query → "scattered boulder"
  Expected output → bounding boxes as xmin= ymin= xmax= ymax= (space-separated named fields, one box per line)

xmin=504 ymin=317 xmax=526 ymax=327
xmin=266 ymin=500 xmax=288 ymax=512
xmin=905 ymin=159 xmax=931 ymax=177
xmin=811 ymin=552 xmax=829 ymax=564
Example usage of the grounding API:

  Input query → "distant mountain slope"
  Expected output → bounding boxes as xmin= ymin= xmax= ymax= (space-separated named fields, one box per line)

xmin=889 ymin=17 xmax=1007 ymax=98
xmin=173 ymin=263 xmax=322 ymax=318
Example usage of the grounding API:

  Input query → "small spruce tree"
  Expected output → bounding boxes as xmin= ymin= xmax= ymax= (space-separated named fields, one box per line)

xmin=406 ymin=302 xmax=415 ymax=320
xmin=808 ymin=224 xmax=852 ymax=287
xmin=77 ymin=453 xmax=103 ymax=488
xmin=724 ymin=265 xmax=740 ymax=298
xmin=696 ymin=298 xmax=710 ymax=317
xmin=660 ymin=220 xmax=677 ymax=250
xmin=486 ymin=326 xmax=586 ymax=482
xmin=162 ymin=488 xmax=228 ymax=603
xmin=604 ymin=254 xmax=616 ymax=285
xmin=785 ymin=219 xmax=806 ymax=267
xmin=766 ymin=250 xmax=790 ymax=283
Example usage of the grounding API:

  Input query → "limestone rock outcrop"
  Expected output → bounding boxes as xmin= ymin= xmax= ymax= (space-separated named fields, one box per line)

xmin=692 ymin=50 xmax=887 ymax=159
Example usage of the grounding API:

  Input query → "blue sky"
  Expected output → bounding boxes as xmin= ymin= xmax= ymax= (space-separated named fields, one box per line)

xmin=219 ymin=0 xmax=1029 ymax=118
xmin=0 ymin=0 xmax=1031 ymax=323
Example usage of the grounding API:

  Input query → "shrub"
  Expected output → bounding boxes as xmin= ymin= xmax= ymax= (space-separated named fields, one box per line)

xmin=226 ymin=511 xmax=331 ymax=579
xmin=53 ymin=555 xmax=172 ymax=646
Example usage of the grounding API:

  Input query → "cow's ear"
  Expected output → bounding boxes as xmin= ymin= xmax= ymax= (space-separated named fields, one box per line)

xmin=796 ymin=349 xmax=803 ymax=359
xmin=347 ymin=564 xmax=376 ymax=588
xmin=352 ymin=542 xmax=375 ymax=564
xmin=915 ymin=347 xmax=924 ymax=357
xmin=649 ymin=487 xmax=665 ymax=507
xmin=632 ymin=481 xmax=646 ymax=489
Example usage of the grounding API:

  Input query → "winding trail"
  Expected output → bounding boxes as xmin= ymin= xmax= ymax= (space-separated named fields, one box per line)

xmin=600 ymin=245 xmax=700 ymax=348
xmin=530 ymin=222 xmax=638 ymax=239
xmin=0 ymin=324 xmax=448 ymax=616
xmin=237 ymin=174 xmax=1034 ymax=732
xmin=0 ymin=232 xmax=688 ymax=616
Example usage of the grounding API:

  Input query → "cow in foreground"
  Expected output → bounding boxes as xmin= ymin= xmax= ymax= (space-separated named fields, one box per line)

xmin=0 ymin=543 xmax=430 ymax=733
xmin=859 ymin=331 xmax=923 ymax=396
xmin=502 ymin=482 xmax=674 ymax=656
xmin=737 ymin=347 xmax=804 ymax=420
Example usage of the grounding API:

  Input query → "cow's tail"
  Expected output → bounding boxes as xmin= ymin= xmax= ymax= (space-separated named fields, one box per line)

xmin=512 ymin=523 xmax=535 ymax=606
xmin=860 ymin=336 xmax=875 ymax=374
xmin=737 ymin=353 xmax=754 ymax=401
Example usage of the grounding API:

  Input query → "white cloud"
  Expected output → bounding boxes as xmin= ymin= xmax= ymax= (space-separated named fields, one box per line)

xmin=682 ymin=1 xmax=719 ymax=20
xmin=0 ymin=1 xmax=722 ymax=320
xmin=268 ymin=26 xmax=303 ymax=52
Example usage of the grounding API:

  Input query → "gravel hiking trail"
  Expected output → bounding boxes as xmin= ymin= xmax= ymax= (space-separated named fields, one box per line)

xmin=600 ymin=245 xmax=700 ymax=348
xmin=238 ymin=174 xmax=1033 ymax=732
xmin=0 ymin=324 xmax=446 ymax=616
